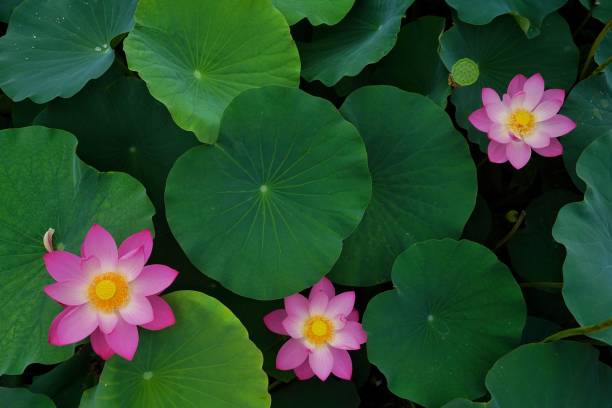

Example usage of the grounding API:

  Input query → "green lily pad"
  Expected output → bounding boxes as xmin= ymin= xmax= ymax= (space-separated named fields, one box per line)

xmin=272 ymin=379 xmax=360 ymax=408
xmin=330 ymin=86 xmax=477 ymax=286
xmin=0 ymin=0 xmax=136 ymax=103
xmin=272 ymin=0 xmax=355 ymax=25
xmin=579 ymin=0 xmax=612 ymax=23
xmin=553 ymin=134 xmax=612 ymax=345
xmin=508 ymin=190 xmax=579 ymax=282
xmin=0 ymin=126 xmax=154 ymax=375
xmin=0 ymin=0 xmax=21 ymax=22
xmin=521 ymin=316 xmax=561 ymax=344
xmin=363 ymin=239 xmax=526 ymax=407
xmin=595 ymin=27 xmax=611 ymax=66
xmin=0 ymin=388 xmax=55 ymax=408
xmin=123 ymin=0 xmax=300 ymax=144
xmin=94 ymin=291 xmax=270 ymax=408
xmin=166 ymin=86 xmax=371 ymax=299
xmin=439 ymin=14 xmax=579 ymax=150
xmin=561 ymin=72 xmax=612 ymax=190
xmin=35 ymin=76 xmax=199 ymax=210
xmin=299 ymin=0 xmax=414 ymax=86
xmin=445 ymin=0 xmax=568 ymax=38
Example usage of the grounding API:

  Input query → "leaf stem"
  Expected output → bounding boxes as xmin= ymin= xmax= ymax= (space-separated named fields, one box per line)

xmin=493 ymin=210 xmax=526 ymax=251
xmin=543 ymin=317 xmax=612 ymax=342
xmin=520 ymin=281 xmax=563 ymax=289
xmin=579 ymin=19 xmax=612 ymax=80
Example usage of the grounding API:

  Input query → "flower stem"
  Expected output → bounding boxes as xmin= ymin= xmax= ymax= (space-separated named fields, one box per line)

xmin=520 ymin=281 xmax=563 ymax=289
xmin=543 ymin=317 xmax=612 ymax=342
xmin=579 ymin=19 xmax=612 ymax=80
xmin=493 ymin=210 xmax=526 ymax=251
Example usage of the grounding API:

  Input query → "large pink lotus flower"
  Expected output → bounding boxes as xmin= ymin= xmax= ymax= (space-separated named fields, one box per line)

xmin=469 ymin=73 xmax=576 ymax=169
xmin=43 ymin=225 xmax=178 ymax=361
xmin=263 ymin=277 xmax=367 ymax=381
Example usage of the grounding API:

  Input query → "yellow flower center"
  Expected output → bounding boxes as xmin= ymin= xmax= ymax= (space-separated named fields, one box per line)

xmin=303 ymin=316 xmax=333 ymax=346
xmin=88 ymin=272 xmax=129 ymax=312
xmin=507 ymin=109 xmax=536 ymax=137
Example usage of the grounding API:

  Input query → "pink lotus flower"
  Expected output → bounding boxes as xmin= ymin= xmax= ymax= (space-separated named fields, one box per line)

xmin=263 ymin=277 xmax=367 ymax=381
xmin=469 ymin=73 xmax=576 ymax=169
xmin=43 ymin=225 xmax=178 ymax=361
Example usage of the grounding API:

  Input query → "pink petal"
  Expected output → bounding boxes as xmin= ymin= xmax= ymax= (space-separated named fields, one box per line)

xmin=485 ymin=102 xmax=508 ymax=123
xmin=48 ymin=306 xmax=72 ymax=343
xmin=49 ymin=304 xmax=98 ymax=346
xmin=345 ymin=321 xmax=368 ymax=345
xmin=276 ymin=339 xmax=309 ymax=370
xmin=502 ymin=93 xmax=511 ymax=107
xmin=119 ymin=294 xmax=153 ymax=325
xmin=105 ymin=318 xmax=139 ymax=360
xmin=141 ymin=296 xmax=176 ymax=331
xmin=81 ymin=225 xmax=118 ymax=271
xmin=534 ymin=138 xmax=563 ymax=157
xmin=43 ymin=251 xmax=82 ymax=282
xmin=98 ymin=312 xmax=119 ymax=334
xmin=118 ymin=230 xmax=153 ymax=263
xmin=510 ymin=91 xmax=526 ymax=110
xmin=81 ymin=256 xmax=101 ymax=278
xmin=44 ymin=281 xmax=88 ymax=305
xmin=282 ymin=315 xmax=305 ymax=339
xmin=523 ymin=130 xmax=552 ymax=149
xmin=294 ymin=361 xmax=315 ymax=380
xmin=309 ymin=277 xmax=335 ymax=300
xmin=263 ymin=309 xmax=288 ymax=335
xmin=541 ymin=89 xmax=565 ymax=104
xmin=347 ymin=309 xmax=359 ymax=322
xmin=309 ymin=291 xmax=329 ymax=315
xmin=468 ymin=107 xmax=493 ymax=132
xmin=331 ymin=348 xmax=352 ymax=380
xmin=130 ymin=264 xmax=178 ymax=296
xmin=117 ymin=248 xmax=145 ymax=282
xmin=481 ymin=88 xmax=501 ymax=105
xmin=285 ymin=294 xmax=309 ymax=319
xmin=325 ymin=292 xmax=355 ymax=318
xmin=523 ymin=73 xmax=545 ymax=110
xmin=309 ymin=346 xmax=333 ymax=381
xmin=506 ymin=142 xmax=532 ymax=169
xmin=90 ymin=329 xmax=114 ymax=360
xmin=488 ymin=141 xmax=509 ymax=163
xmin=329 ymin=322 xmax=366 ymax=350
xmin=533 ymin=100 xmax=563 ymax=122
xmin=488 ymin=123 xmax=511 ymax=143
xmin=537 ymin=114 xmax=576 ymax=138
xmin=507 ymin=74 xmax=527 ymax=96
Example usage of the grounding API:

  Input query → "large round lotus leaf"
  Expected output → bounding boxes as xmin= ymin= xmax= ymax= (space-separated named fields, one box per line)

xmin=485 ymin=342 xmax=612 ymax=407
xmin=579 ymin=0 xmax=612 ymax=22
xmin=123 ymin=0 xmax=300 ymax=144
xmin=165 ymin=86 xmax=371 ymax=300
xmin=299 ymin=0 xmax=414 ymax=86
xmin=363 ymin=239 xmax=526 ymax=407
xmin=94 ymin=291 xmax=270 ymax=408
xmin=0 ymin=388 xmax=55 ymax=408
xmin=561 ymin=72 xmax=612 ymax=190
xmin=553 ymin=134 xmax=612 ymax=345
xmin=272 ymin=379 xmax=360 ymax=408
xmin=439 ymin=14 xmax=578 ymax=150
xmin=272 ymin=0 xmax=355 ymax=25
xmin=0 ymin=126 xmax=154 ymax=375
xmin=445 ymin=0 xmax=568 ymax=38
xmin=0 ymin=0 xmax=136 ymax=103
xmin=330 ymin=86 xmax=477 ymax=286
xmin=0 ymin=0 xmax=21 ymax=22
xmin=596 ymin=28 xmax=611 ymax=66
xmin=508 ymin=190 xmax=578 ymax=282
xmin=35 ymin=76 xmax=199 ymax=210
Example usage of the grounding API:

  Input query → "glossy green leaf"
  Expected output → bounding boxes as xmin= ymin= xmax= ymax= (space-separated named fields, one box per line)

xmin=166 ymin=86 xmax=371 ymax=299
xmin=272 ymin=0 xmax=355 ymax=25
xmin=561 ymin=72 xmax=612 ymax=190
xmin=364 ymin=239 xmax=526 ymax=407
xmin=521 ymin=316 xmax=561 ymax=344
xmin=508 ymin=190 xmax=578 ymax=282
xmin=299 ymin=0 xmax=414 ymax=86
xmin=330 ymin=86 xmax=477 ymax=286
xmin=595 ymin=27 xmax=611 ymax=66
xmin=579 ymin=0 xmax=612 ymax=23
xmin=35 ymin=75 xmax=199 ymax=209
xmin=0 ymin=126 xmax=154 ymax=375
xmin=553 ymin=134 xmax=612 ymax=345
xmin=439 ymin=14 xmax=579 ymax=150
xmin=0 ymin=388 xmax=54 ymax=408
xmin=94 ymin=291 xmax=270 ymax=408
xmin=0 ymin=0 xmax=21 ymax=22
xmin=445 ymin=0 xmax=568 ymax=38
xmin=272 ymin=379 xmax=360 ymax=408
xmin=0 ymin=0 xmax=136 ymax=103
xmin=124 ymin=0 xmax=300 ymax=144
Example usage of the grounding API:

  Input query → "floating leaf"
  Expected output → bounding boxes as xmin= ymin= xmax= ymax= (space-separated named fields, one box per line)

xmin=0 ymin=0 xmax=136 ymax=103
xmin=299 ymin=0 xmax=414 ymax=86
xmin=94 ymin=291 xmax=270 ymax=408
xmin=330 ymin=86 xmax=477 ymax=286
xmin=553 ymin=134 xmax=612 ymax=345
xmin=124 ymin=0 xmax=300 ymax=143
xmin=0 ymin=126 xmax=154 ymax=375
xmin=0 ymin=387 xmax=55 ymax=408
xmin=439 ymin=14 xmax=578 ymax=150
xmin=0 ymin=0 xmax=21 ymax=22
xmin=579 ymin=0 xmax=612 ymax=23
xmin=363 ymin=239 xmax=526 ymax=407
xmin=272 ymin=0 xmax=355 ymax=25
xmin=166 ymin=86 xmax=371 ymax=299
xmin=272 ymin=379 xmax=360 ymax=408
xmin=595 ymin=27 xmax=611 ymax=66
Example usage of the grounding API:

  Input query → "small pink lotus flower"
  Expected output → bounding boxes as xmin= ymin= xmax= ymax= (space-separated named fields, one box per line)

xmin=469 ymin=73 xmax=576 ymax=169
xmin=263 ymin=277 xmax=367 ymax=381
xmin=43 ymin=225 xmax=178 ymax=361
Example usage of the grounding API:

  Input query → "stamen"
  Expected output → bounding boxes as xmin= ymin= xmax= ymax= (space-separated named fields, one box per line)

xmin=88 ymin=272 xmax=129 ymax=312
